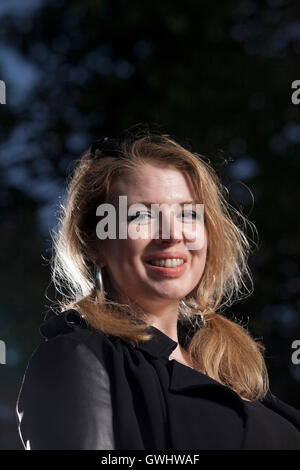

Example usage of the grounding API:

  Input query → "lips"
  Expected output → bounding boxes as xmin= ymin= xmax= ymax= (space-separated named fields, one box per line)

xmin=144 ymin=252 xmax=188 ymax=263
xmin=144 ymin=258 xmax=188 ymax=278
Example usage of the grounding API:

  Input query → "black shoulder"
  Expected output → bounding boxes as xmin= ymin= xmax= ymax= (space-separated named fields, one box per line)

xmin=16 ymin=310 xmax=115 ymax=449
xmin=39 ymin=309 xmax=91 ymax=340
xmin=261 ymin=390 xmax=300 ymax=432
xmin=37 ymin=308 xmax=120 ymax=365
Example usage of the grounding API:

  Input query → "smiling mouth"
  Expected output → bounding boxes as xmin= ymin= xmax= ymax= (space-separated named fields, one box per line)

xmin=145 ymin=260 xmax=186 ymax=267
xmin=143 ymin=259 xmax=188 ymax=278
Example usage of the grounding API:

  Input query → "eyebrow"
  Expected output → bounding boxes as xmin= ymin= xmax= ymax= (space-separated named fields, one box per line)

xmin=128 ymin=200 xmax=201 ymax=206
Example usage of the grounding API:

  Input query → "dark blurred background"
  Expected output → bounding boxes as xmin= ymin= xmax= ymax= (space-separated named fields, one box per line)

xmin=1 ymin=0 xmax=300 ymax=449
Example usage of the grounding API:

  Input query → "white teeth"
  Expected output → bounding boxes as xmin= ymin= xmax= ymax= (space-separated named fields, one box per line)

xmin=150 ymin=258 xmax=184 ymax=267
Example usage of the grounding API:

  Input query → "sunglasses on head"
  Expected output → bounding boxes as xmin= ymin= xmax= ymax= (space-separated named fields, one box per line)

xmin=89 ymin=134 xmax=194 ymax=160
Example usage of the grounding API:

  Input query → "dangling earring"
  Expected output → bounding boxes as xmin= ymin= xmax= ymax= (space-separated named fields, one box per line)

xmin=95 ymin=266 xmax=107 ymax=299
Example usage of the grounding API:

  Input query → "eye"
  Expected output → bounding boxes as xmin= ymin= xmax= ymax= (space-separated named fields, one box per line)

xmin=127 ymin=211 xmax=153 ymax=222
xmin=127 ymin=210 xmax=201 ymax=222
xmin=180 ymin=210 xmax=200 ymax=219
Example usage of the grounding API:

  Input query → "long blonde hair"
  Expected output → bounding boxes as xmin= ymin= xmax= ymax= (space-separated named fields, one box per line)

xmin=51 ymin=130 xmax=269 ymax=401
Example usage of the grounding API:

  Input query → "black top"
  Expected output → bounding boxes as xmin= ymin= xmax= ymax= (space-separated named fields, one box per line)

xmin=16 ymin=309 xmax=300 ymax=450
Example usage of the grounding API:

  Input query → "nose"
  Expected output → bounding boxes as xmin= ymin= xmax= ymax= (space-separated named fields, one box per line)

xmin=153 ymin=209 xmax=183 ymax=244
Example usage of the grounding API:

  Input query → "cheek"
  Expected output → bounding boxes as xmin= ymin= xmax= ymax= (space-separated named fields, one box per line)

xmin=123 ymin=236 xmax=148 ymax=256
xmin=191 ymin=235 xmax=208 ymax=271
xmin=105 ymin=238 xmax=146 ymax=267
xmin=193 ymin=250 xmax=207 ymax=270
xmin=183 ymin=221 xmax=206 ymax=251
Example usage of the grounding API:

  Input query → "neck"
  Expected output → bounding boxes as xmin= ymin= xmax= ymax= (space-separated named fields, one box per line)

xmin=110 ymin=285 xmax=189 ymax=360
xmin=128 ymin=298 xmax=181 ymax=343
xmin=113 ymin=287 xmax=180 ymax=341
xmin=126 ymin=297 xmax=191 ymax=363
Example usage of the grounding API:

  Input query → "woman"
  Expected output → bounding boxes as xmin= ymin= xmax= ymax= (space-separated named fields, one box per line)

xmin=16 ymin=131 xmax=300 ymax=450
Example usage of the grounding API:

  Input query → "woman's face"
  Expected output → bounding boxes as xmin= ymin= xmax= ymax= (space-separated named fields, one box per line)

xmin=96 ymin=162 xmax=208 ymax=307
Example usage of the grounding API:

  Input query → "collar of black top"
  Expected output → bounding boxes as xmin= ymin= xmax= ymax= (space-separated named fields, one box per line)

xmin=40 ymin=309 xmax=182 ymax=359
xmin=134 ymin=325 xmax=178 ymax=359
xmin=39 ymin=310 xmax=179 ymax=360
xmin=39 ymin=309 xmax=88 ymax=340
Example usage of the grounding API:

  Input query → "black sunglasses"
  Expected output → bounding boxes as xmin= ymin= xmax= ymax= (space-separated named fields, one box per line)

xmin=89 ymin=134 xmax=194 ymax=160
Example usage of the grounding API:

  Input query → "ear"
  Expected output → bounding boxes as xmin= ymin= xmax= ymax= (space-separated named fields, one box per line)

xmin=85 ymin=244 xmax=106 ymax=268
xmin=89 ymin=254 xmax=106 ymax=269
